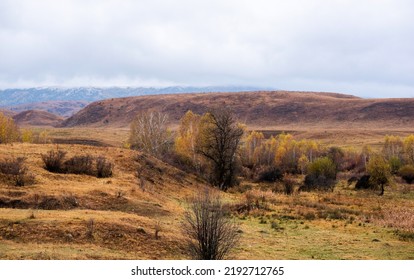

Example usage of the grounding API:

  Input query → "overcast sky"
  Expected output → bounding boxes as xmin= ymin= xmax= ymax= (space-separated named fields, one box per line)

xmin=1 ymin=0 xmax=413 ymax=98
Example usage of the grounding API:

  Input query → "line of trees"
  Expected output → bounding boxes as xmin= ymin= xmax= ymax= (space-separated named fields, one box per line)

xmin=128 ymin=110 xmax=414 ymax=196
xmin=0 ymin=112 xmax=51 ymax=144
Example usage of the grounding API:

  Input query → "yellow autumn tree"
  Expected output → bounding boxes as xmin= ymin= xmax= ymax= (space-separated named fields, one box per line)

xmin=257 ymin=136 xmax=277 ymax=166
xmin=403 ymin=135 xmax=414 ymax=164
xmin=383 ymin=135 xmax=403 ymax=160
xmin=241 ymin=130 xmax=265 ymax=167
xmin=21 ymin=129 xmax=33 ymax=143
xmin=298 ymin=154 xmax=309 ymax=174
xmin=175 ymin=110 xmax=202 ymax=167
xmin=0 ymin=112 xmax=19 ymax=144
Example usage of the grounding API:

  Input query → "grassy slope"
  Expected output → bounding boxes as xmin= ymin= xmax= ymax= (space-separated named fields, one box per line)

xmin=61 ymin=91 xmax=414 ymax=130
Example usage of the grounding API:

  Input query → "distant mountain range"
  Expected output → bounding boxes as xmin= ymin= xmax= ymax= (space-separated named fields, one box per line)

xmin=0 ymin=86 xmax=270 ymax=107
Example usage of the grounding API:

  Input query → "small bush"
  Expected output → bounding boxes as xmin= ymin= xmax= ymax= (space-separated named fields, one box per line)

xmin=0 ymin=157 xmax=35 ymax=186
xmin=41 ymin=149 xmax=67 ymax=173
xmin=42 ymin=150 xmax=113 ymax=178
xmin=96 ymin=156 xmax=113 ymax=178
xmin=301 ymin=157 xmax=337 ymax=191
xmin=355 ymin=175 xmax=375 ymax=190
xmin=399 ymin=165 xmax=414 ymax=184
xmin=283 ymin=174 xmax=295 ymax=195
xmin=389 ymin=156 xmax=402 ymax=174
xmin=64 ymin=155 xmax=94 ymax=175
xmin=86 ymin=218 xmax=95 ymax=239
xmin=182 ymin=189 xmax=240 ymax=260
xmin=256 ymin=167 xmax=283 ymax=183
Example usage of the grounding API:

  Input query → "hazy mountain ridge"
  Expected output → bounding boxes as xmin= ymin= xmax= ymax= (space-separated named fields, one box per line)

xmin=0 ymin=86 xmax=269 ymax=107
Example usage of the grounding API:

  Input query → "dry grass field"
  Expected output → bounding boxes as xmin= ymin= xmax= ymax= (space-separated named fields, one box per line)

xmin=1 ymin=91 xmax=414 ymax=260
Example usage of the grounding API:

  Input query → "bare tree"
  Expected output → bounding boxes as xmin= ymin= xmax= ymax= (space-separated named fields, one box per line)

xmin=196 ymin=108 xmax=244 ymax=191
xmin=129 ymin=111 xmax=171 ymax=157
xmin=182 ymin=188 xmax=240 ymax=260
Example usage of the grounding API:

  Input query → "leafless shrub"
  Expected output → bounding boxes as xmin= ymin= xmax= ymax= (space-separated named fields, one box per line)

xmin=42 ymin=151 xmax=114 ymax=178
xmin=0 ymin=157 xmax=35 ymax=186
xmin=64 ymin=155 xmax=94 ymax=175
xmin=86 ymin=218 xmax=95 ymax=239
xmin=182 ymin=188 xmax=240 ymax=260
xmin=283 ymin=174 xmax=295 ymax=195
xmin=115 ymin=189 xmax=125 ymax=198
xmin=96 ymin=156 xmax=113 ymax=178
xmin=136 ymin=167 xmax=146 ymax=192
xmin=28 ymin=210 xmax=36 ymax=219
xmin=41 ymin=149 xmax=67 ymax=173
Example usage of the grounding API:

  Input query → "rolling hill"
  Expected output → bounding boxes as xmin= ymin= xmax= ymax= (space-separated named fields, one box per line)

xmin=61 ymin=91 xmax=414 ymax=130
xmin=13 ymin=110 xmax=64 ymax=127
xmin=7 ymin=101 xmax=89 ymax=117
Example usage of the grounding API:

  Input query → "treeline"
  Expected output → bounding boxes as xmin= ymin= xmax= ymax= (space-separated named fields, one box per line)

xmin=0 ymin=112 xmax=50 ymax=144
xmin=129 ymin=109 xmax=414 ymax=194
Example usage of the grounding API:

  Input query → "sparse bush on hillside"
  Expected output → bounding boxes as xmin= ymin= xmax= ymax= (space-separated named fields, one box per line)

xmin=0 ymin=157 xmax=35 ymax=186
xmin=64 ymin=155 xmax=94 ymax=175
xmin=399 ymin=165 xmax=414 ymax=184
xmin=96 ymin=156 xmax=113 ymax=178
xmin=42 ymin=149 xmax=67 ymax=173
xmin=301 ymin=157 xmax=337 ymax=191
xmin=41 ymin=149 xmax=113 ymax=178
xmin=182 ymin=188 xmax=240 ymax=260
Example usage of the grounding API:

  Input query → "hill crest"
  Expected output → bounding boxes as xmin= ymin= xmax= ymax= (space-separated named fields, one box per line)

xmin=13 ymin=110 xmax=64 ymax=127
xmin=61 ymin=91 xmax=414 ymax=130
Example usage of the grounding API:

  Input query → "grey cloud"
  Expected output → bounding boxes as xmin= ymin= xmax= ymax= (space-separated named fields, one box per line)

xmin=0 ymin=0 xmax=413 ymax=97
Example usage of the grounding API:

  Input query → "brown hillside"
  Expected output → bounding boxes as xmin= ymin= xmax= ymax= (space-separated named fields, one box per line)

xmin=61 ymin=91 xmax=414 ymax=129
xmin=13 ymin=110 xmax=64 ymax=127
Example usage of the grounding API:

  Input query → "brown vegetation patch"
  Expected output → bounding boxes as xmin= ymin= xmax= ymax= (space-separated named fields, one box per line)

xmin=0 ymin=219 xmax=187 ymax=259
